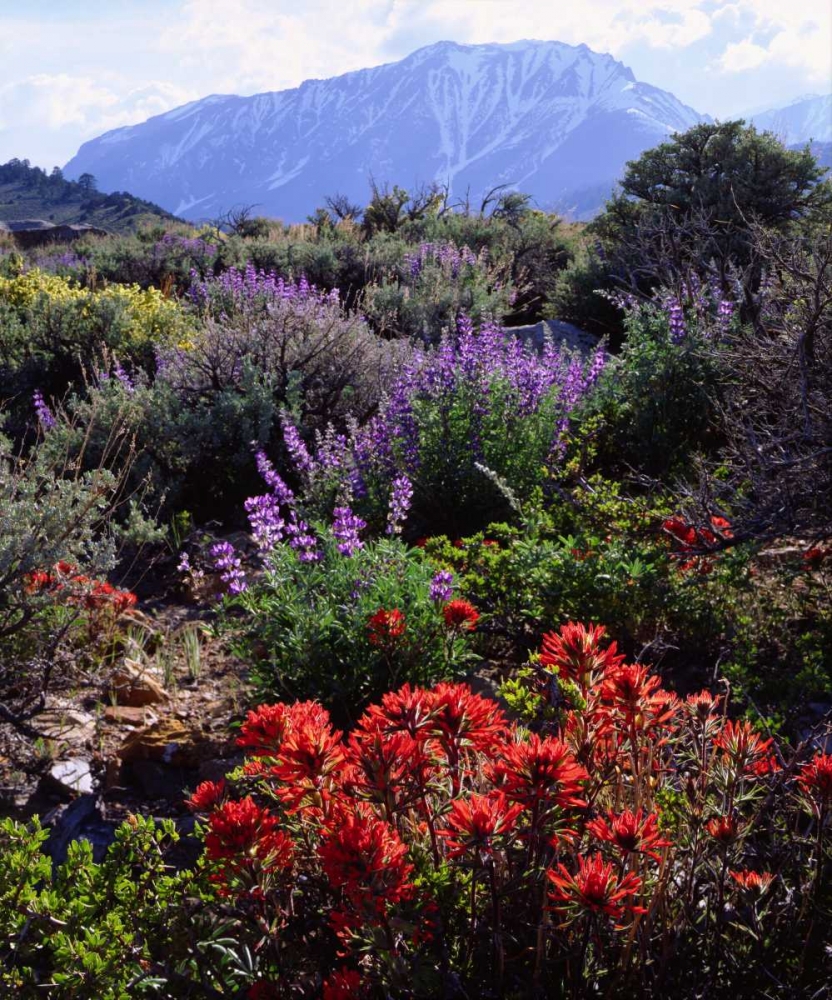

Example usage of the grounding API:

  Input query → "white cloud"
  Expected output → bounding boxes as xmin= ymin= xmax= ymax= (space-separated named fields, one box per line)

xmin=717 ymin=38 xmax=769 ymax=73
xmin=714 ymin=1 xmax=832 ymax=82
xmin=0 ymin=74 xmax=197 ymax=137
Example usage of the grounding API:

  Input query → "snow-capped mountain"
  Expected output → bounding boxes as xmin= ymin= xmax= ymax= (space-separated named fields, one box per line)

xmin=750 ymin=94 xmax=832 ymax=146
xmin=64 ymin=40 xmax=708 ymax=222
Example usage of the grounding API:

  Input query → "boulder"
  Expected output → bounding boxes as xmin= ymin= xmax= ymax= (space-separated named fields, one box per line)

xmin=109 ymin=659 xmax=171 ymax=707
xmin=48 ymin=758 xmax=94 ymax=795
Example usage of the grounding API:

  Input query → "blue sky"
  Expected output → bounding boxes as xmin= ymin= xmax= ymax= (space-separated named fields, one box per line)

xmin=1 ymin=0 xmax=830 ymax=169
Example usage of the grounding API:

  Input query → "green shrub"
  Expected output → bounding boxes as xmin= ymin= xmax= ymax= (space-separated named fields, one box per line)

xmin=217 ymin=530 xmax=478 ymax=719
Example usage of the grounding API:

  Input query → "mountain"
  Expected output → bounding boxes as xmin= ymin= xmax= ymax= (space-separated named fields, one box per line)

xmin=750 ymin=94 xmax=832 ymax=146
xmin=0 ymin=158 xmax=178 ymax=233
xmin=64 ymin=40 xmax=707 ymax=222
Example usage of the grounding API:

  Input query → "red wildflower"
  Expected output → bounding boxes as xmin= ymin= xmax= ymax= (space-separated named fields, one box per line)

xmin=713 ymin=719 xmax=779 ymax=777
xmin=237 ymin=700 xmax=330 ymax=756
xmin=442 ymin=598 xmax=479 ymax=630
xmin=360 ymin=682 xmax=436 ymax=743
xmin=55 ymin=561 xmax=77 ymax=576
xmin=798 ymin=753 xmax=832 ymax=809
xmin=663 ymin=517 xmax=697 ymax=548
xmin=587 ymin=809 xmax=671 ymax=861
xmin=706 ymin=814 xmax=740 ymax=844
xmin=729 ymin=870 xmax=775 ymax=895
xmin=803 ymin=546 xmax=829 ymax=569
xmin=539 ymin=622 xmax=625 ymax=689
xmin=186 ymin=779 xmax=226 ymax=812
xmin=204 ymin=797 xmax=294 ymax=870
xmin=111 ymin=589 xmax=138 ymax=614
xmin=24 ymin=570 xmax=57 ymax=594
xmin=438 ymin=792 xmax=523 ymax=861
xmin=710 ymin=515 xmax=733 ymax=538
xmin=482 ymin=539 xmax=500 ymax=548
xmin=685 ymin=690 xmax=721 ymax=724
xmin=344 ymin=729 xmax=420 ymax=815
xmin=271 ymin=719 xmax=346 ymax=812
xmin=318 ymin=814 xmax=414 ymax=909
xmin=323 ymin=968 xmax=366 ymax=1000
xmin=367 ymin=607 xmax=406 ymax=646
xmin=429 ymin=683 xmax=509 ymax=756
xmin=601 ymin=663 xmax=678 ymax=733
xmin=548 ymin=853 xmax=645 ymax=922
xmin=487 ymin=733 xmax=588 ymax=813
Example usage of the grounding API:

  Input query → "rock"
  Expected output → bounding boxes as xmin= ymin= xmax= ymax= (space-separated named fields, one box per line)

xmin=36 ymin=708 xmax=96 ymax=748
xmin=109 ymin=659 xmax=171 ymax=707
xmin=104 ymin=704 xmax=160 ymax=726
xmin=505 ymin=318 xmax=600 ymax=356
xmin=117 ymin=718 xmax=209 ymax=768
xmin=48 ymin=758 xmax=94 ymax=795
xmin=197 ymin=754 xmax=243 ymax=784
xmin=42 ymin=795 xmax=118 ymax=865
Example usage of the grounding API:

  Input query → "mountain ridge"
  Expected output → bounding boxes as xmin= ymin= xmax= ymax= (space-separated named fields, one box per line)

xmin=64 ymin=39 xmax=708 ymax=222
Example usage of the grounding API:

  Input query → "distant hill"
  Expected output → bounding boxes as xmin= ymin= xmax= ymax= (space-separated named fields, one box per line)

xmin=0 ymin=158 xmax=179 ymax=234
xmin=750 ymin=94 xmax=832 ymax=146
xmin=64 ymin=39 xmax=707 ymax=223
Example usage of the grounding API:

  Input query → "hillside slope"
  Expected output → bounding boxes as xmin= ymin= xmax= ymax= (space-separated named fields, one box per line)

xmin=0 ymin=159 xmax=179 ymax=233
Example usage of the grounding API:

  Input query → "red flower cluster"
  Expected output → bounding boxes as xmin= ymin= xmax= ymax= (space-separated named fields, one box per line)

xmin=442 ymin=598 xmax=479 ymax=630
xmin=204 ymin=797 xmax=294 ymax=873
xmin=662 ymin=514 xmax=733 ymax=573
xmin=798 ymin=752 xmax=832 ymax=810
xmin=587 ymin=809 xmax=671 ymax=862
xmin=367 ymin=607 xmax=406 ymax=646
xmin=189 ymin=621 xmax=821 ymax=996
xmin=24 ymin=561 xmax=137 ymax=616
xmin=548 ymin=853 xmax=645 ymax=924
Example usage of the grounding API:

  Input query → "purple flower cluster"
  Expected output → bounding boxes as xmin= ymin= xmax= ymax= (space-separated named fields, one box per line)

xmin=210 ymin=541 xmax=247 ymax=594
xmin=285 ymin=515 xmax=320 ymax=563
xmin=283 ymin=418 xmax=313 ymax=474
xmin=244 ymin=494 xmax=285 ymax=553
xmin=717 ymin=299 xmax=734 ymax=335
xmin=402 ymin=241 xmax=483 ymax=281
xmin=154 ymin=233 xmax=218 ymax=259
xmin=386 ymin=474 xmax=413 ymax=535
xmin=666 ymin=299 xmax=687 ymax=343
xmin=429 ymin=570 xmax=454 ymax=603
xmin=188 ymin=263 xmax=338 ymax=316
xmin=354 ymin=313 xmax=606 ymax=477
xmin=254 ymin=450 xmax=295 ymax=506
xmin=332 ymin=506 xmax=366 ymax=556
xmin=33 ymin=389 xmax=56 ymax=430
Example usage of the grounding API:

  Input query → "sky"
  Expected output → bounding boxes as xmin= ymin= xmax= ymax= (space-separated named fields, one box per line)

xmin=0 ymin=0 xmax=830 ymax=170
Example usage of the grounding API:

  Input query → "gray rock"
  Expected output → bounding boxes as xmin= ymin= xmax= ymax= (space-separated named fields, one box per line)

xmin=48 ymin=758 xmax=94 ymax=795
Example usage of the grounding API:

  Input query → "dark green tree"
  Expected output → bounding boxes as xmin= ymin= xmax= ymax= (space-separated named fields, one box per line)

xmin=593 ymin=120 xmax=829 ymax=296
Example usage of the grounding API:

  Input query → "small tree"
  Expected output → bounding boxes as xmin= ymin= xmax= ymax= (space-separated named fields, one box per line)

xmin=77 ymin=172 xmax=97 ymax=193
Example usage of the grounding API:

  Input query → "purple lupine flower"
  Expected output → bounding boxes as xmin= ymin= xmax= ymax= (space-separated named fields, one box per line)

xmin=429 ymin=570 xmax=454 ymax=603
xmin=386 ymin=474 xmax=413 ymax=535
xmin=244 ymin=494 xmax=285 ymax=553
xmin=33 ymin=390 xmax=56 ymax=430
xmin=286 ymin=515 xmax=320 ymax=562
xmin=210 ymin=541 xmax=247 ymax=595
xmin=717 ymin=299 xmax=734 ymax=336
xmin=254 ymin=449 xmax=295 ymax=506
xmin=177 ymin=551 xmax=191 ymax=573
xmin=282 ymin=419 xmax=312 ymax=475
xmin=113 ymin=361 xmax=134 ymax=393
xmin=332 ymin=505 xmax=366 ymax=556
xmin=667 ymin=299 xmax=686 ymax=343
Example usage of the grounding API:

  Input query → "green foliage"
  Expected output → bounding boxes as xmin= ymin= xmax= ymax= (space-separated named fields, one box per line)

xmin=0 ymin=814 xmax=204 ymax=996
xmin=219 ymin=532 xmax=478 ymax=718
xmin=582 ymin=301 xmax=722 ymax=476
